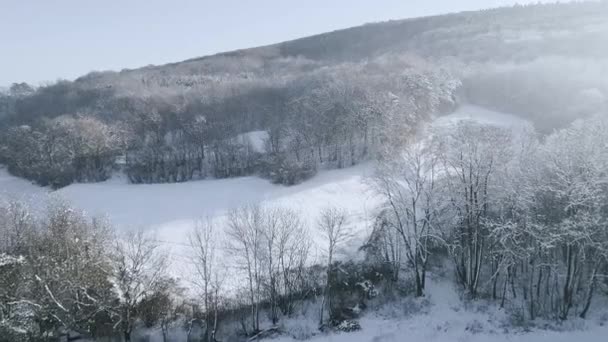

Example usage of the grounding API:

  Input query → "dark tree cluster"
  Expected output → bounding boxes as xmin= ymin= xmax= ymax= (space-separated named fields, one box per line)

xmin=369 ymin=112 xmax=608 ymax=321
xmin=0 ymin=58 xmax=458 ymax=187
xmin=2 ymin=2 xmax=607 ymax=187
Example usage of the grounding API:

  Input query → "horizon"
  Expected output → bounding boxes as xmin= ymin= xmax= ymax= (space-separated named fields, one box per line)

xmin=1 ymin=0 xmax=555 ymax=86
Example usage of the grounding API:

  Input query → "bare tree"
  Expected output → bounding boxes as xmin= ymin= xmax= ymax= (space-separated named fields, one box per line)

xmin=436 ymin=121 xmax=512 ymax=297
xmin=372 ymin=142 xmax=442 ymax=296
xmin=190 ymin=219 xmax=224 ymax=342
xmin=226 ymin=205 xmax=264 ymax=334
xmin=317 ymin=206 xmax=351 ymax=325
xmin=110 ymin=230 xmax=168 ymax=342
xmin=261 ymin=209 xmax=281 ymax=325
xmin=260 ymin=207 xmax=311 ymax=323
xmin=275 ymin=209 xmax=310 ymax=316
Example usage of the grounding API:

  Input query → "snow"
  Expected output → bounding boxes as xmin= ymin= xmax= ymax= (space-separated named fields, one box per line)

xmin=3 ymin=105 xmax=607 ymax=340
xmin=0 ymin=165 xmax=49 ymax=211
xmin=0 ymin=162 xmax=380 ymax=292
xmin=0 ymin=105 xmax=532 ymax=287
xmin=0 ymin=253 xmax=24 ymax=267
xmin=237 ymin=130 xmax=269 ymax=153
xmin=275 ymin=272 xmax=608 ymax=342
xmin=0 ymin=105 xmax=533 ymax=281
xmin=433 ymin=105 xmax=530 ymax=129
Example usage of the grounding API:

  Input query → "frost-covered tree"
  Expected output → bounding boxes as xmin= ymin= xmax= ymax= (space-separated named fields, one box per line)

xmin=110 ymin=230 xmax=169 ymax=342
xmin=435 ymin=121 xmax=513 ymax=297
xmin=226 ymin=205 xmax=264 ymax=334
xmin=372 ymin=141 xmax=444 ymax=296
xmin=190 ymin=219 xmax=224 ymax=342
xmin=317 ymin=206 xmax=351 ymax=325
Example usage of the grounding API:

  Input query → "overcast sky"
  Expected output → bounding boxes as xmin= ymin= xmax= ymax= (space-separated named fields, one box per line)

xmin=1 ymin=0 xmax=553 ymax=86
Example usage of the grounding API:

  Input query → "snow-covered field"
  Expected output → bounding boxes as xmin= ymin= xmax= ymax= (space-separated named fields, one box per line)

xmin=0 ymin=162 xmax=379 ymax=288
xmin=4 ymin=105 xmax=608 ymax=340
xmin=0 ymin=105 xmax=533 ymax=288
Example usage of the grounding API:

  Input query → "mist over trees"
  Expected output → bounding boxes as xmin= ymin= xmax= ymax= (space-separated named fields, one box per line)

xmin=371 ymin=113 xmax=608 ymax=320
xmin=2 ymin=111 xmax=607 ymax=341
xmin=0 ymin=58 xmax=457 ymax=188
xmin=2 ymin=2 xmax=608 ymax=340
xmin=1 ymin=2 xmax=607 ymax=187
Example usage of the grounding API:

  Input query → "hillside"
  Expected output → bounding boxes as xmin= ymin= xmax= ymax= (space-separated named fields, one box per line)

xmin=1 ymin=1 xmax=607 ymax=189
xmin=0 ymin=104 xmax=533 ymax=288
xmin=3 ymin=105 xmax=608 ymax=341
xmin=2 ymin=3 xmax=608 ymax=341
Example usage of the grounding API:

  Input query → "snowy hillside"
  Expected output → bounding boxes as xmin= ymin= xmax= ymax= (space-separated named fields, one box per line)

xmin=3 ymin=105 xmax=608 ymax=341
xmin=0 ymin=105 xmax=528 ymax=284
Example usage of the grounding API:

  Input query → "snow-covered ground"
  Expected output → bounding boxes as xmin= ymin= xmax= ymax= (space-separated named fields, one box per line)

xmin=275 ymin=272 xmax=608 ymax=342
xmin=4 ymin=105 xmax=608 ymax=340
xmin=59 ymin=162 xmax=380 ymax=291
xmin=0 ymin=105 xmax=531 ymax=287
xmin=0 ymin=162 xmax=381 ymax=292
xmin=433 ymin=104 xmax=530 ymax=129
xmin=237 ymin=130 xmax=269 ymax=153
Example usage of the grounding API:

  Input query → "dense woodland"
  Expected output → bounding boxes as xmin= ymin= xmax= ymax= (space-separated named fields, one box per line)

xmin=2 ymin=112 xmax=607 ymax=341
xmin=2 ymin=1 xmax=608 ymax=341
xmin=1 ymin=2 xmax=607 ymax=187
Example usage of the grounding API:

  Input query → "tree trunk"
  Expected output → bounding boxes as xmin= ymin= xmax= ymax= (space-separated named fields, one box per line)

xmin=580 ymin=266 xmax=598 ymax=319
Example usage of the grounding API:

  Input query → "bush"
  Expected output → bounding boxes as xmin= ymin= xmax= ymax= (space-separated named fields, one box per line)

xmin=333 ymin=320 xmax=361 ymax=332
xmin=327 ymin=261 xmax=394 ymax=322
xmin=261 ymin=153 xmax=317 ymax=185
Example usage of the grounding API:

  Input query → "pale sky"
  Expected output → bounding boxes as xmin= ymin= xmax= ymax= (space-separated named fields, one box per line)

xmin=1 ymin=0 xmax=553 ymax=86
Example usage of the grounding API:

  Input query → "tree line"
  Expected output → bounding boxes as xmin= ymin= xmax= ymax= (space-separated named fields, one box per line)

xmin=2 ymin=112 xmax=607 ymax=341
xmin=0 ymin=58 xmax=458 ymax=188
xmin=0 ymin=198 xmax=386 ymax=341
xmin=370 ymin=113 xmax=608 ymax=320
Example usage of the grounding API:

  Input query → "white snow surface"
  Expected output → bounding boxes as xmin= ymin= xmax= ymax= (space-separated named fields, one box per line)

xmin=433 ymin=105 xmax=530 ymax=129
xmin=3 ymin=105 xmax=608 ymax=340
xmin=0 ymin=105 xmax=531 ymax=287
xmin=0 ymin=163 xmax=381 ymax=292
xmin=237 ymin=130 xmax=269 ymax=153
xmin=274 ymin=273 xmax=608 ymax=342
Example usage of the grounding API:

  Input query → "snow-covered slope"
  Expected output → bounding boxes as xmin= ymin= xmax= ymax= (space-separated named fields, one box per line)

xmin=0 ymin=165 xmax=49 ymax=211
xmin=58 ymin=163 xmax=379 ymax=273
xmin=0 ymin=162 xmax=380 ymax=290
xmin=4 ymin=105 xmax=608 ymax=340
xmin=275 ymin=273 xmax=608 ymax=342
xmin=0 ymin=105 xmax=529 ymax=279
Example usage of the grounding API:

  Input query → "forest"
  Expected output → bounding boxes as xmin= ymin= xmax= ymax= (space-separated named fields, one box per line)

xmin=2 ymin=1 xmax=608 ymax=341
xmin=1 ymin=2 xmax=606 ymax=187
xmin=1 ymin=111 xmax=607 ymax=341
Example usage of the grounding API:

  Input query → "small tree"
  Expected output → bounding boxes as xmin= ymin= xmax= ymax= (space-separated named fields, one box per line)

xmin=226 ymin=205 xmax=264 ymax=334
xmin=190 ymin=219 xmax=224 ymax=342
xmin=110 ymin=230 xmax=168 ymax=342
xmin=317 ymin=206 xmax=351 ymax=325
xmin=372 ymin=142 xmax=443 ymax=296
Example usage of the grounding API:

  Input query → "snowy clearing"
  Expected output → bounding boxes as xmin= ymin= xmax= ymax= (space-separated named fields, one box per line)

xmin=0 ymin=162 xmax=381 ymax=292
xmin=6 ymin=105 xmax=607 ymax=341
xmin=0 ymin=104 xmax=530 ymax=288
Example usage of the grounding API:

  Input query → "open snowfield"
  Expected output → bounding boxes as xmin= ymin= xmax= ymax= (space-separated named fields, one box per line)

xmin=0 ymin=105 xmax=533 ymax=288
xmin=0 ymin=161 xmax=380 ymax=291
xmin=5 ymin=105 xmax=608 ymax=341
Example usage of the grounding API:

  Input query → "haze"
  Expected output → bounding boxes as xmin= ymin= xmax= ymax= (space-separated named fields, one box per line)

xmin=1 ymin=0 xmax=552 ymax=86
